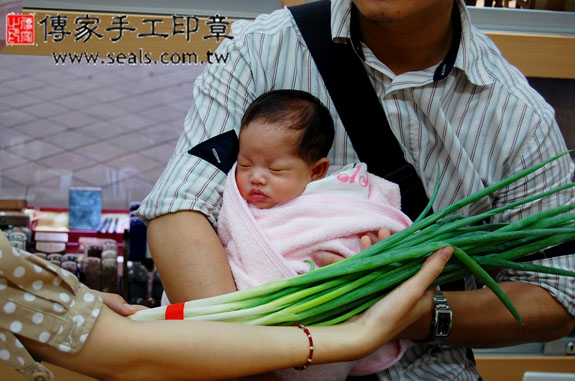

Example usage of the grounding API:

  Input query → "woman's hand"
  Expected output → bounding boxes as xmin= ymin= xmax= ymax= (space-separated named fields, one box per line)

xmin=93 ymin=291 xmax=148 ymax=316
xmin=352 ymin=247 xmax=453 ymax=353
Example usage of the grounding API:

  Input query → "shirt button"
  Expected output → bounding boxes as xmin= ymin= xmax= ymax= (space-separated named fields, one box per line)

xmin=32 ymin=370 xmax=50 ymax=381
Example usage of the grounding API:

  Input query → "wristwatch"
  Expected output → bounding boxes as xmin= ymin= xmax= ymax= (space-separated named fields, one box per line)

xmin=429 ymin=290 xmax=452 ymax=345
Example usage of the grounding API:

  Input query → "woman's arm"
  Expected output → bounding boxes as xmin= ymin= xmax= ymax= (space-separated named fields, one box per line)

xmin=22 ymin=248 xmax=452 ymax=381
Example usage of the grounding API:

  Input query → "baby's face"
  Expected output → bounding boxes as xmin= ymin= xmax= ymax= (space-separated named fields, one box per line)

xmin=236 ymin=120 xmax=314 ymax=209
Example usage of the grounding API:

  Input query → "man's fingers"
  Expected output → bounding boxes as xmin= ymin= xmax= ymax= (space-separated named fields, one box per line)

xmin=359 ymin=235 xmax=373 ymax=251
xmin=378 ymin=228 xmax=391 ymax=241
xmin=360 ymin=228 xmax=392 ymax=250
xmin=312 ymin=251 xmax=345 ymax=266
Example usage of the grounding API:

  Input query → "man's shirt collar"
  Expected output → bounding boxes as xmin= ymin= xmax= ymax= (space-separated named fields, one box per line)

xmin=330 ymin=0 xmax=495 ymax=86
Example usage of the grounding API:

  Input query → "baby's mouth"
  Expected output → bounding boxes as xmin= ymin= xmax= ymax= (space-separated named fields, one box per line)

xmin=249 ymin=189 xmax=268 ymax=201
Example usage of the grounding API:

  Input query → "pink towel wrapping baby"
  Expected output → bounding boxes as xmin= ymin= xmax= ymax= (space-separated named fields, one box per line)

xmin=218 ymin=163 xmax=414 ymax=379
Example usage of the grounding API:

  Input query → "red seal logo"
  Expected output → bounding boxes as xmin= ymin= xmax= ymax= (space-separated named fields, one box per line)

xmin=7 ymin=14 xmax=35 ymax=45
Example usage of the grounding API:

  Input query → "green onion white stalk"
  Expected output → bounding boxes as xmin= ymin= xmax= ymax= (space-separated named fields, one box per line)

xmin=131 ymin=152 xmax=575 ymax=326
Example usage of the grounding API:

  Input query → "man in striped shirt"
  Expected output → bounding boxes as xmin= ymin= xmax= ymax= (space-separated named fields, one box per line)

xmin=136 ymin=0 xmax=575 ymax=379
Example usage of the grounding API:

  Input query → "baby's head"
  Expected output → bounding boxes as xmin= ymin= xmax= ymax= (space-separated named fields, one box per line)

xmin=236 ymin=90 xmax=334 ymax=209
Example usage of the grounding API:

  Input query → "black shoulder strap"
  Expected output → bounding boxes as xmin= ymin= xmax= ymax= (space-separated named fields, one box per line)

xmin=289 ymin=0 xmax=429 ymax=221
xmin=288 ymin=2 xmax=481 ymax=298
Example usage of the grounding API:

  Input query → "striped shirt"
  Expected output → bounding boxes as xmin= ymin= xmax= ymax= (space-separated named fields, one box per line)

xmin=137 ymin=0 xmax=575 ymax=379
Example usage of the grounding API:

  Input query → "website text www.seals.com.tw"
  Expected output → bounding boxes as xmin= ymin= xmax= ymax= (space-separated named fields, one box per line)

xmin=51 ymin=48 xmax=230 ymax=65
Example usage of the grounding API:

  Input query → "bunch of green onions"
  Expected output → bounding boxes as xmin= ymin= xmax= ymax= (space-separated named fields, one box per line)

xmin=131 ymin=152 xmax=575 ymax=326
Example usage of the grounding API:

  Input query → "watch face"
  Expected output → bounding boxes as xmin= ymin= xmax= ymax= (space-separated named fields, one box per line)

xmin=436 ymin=310 xmax=453 ymax=336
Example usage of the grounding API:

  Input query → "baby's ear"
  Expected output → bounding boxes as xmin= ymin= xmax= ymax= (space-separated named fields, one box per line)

xmin=311 ymin=158 xmax=330 ymax=180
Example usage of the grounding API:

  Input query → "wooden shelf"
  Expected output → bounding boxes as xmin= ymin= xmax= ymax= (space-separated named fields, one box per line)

xmin=485 ymin=32 xmax=575 ymax=79
xmin=476 ymin=355 xmax=575 ymax=381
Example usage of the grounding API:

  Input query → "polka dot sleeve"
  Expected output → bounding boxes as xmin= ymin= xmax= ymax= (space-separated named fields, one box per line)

xmin=0 ymin=232 xmax=103 ymax=378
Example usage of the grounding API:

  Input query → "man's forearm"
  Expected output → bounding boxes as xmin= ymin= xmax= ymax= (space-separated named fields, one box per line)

xmin=446 ymin=282 xmax=574 ymax=348
xmin=399 ymin=282 xmax=575 ymax=348
xmin=147 ymin=211 xmax=237 ymax=303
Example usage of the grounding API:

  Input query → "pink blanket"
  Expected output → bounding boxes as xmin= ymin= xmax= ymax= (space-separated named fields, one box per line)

xmin=218 ymin=163 xmax=413 ymax=378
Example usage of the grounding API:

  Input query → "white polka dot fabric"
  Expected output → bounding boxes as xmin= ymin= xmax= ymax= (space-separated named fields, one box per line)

xmin=0 ymin=232 xmax=104 ymax=380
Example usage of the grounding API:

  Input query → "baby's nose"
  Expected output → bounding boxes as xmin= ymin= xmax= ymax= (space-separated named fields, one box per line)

xmin=250 ymin=170 xmax=266 ymax=184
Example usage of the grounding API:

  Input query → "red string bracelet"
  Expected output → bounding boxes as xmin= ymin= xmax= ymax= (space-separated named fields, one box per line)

xmin=294 ymin=323 xmax=314 ymax=370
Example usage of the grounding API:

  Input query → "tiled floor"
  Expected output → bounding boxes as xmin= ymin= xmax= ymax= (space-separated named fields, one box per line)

xmin=0 ymin=53 xmax=205 ymax=209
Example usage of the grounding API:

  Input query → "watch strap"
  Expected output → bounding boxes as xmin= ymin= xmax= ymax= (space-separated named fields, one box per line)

xmin=429 ymin=290 xmax=452 ymax=345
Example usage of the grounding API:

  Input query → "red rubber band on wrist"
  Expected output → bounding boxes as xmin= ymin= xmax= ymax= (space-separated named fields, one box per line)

xmin=294 ymin=323 xmax=314 ymax=370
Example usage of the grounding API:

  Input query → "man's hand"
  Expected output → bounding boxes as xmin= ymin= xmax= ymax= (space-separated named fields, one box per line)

xmin=93 ymin=290 xmax=148 ymax=316
xmin=313 ymin=227 xmax=392 ymax=266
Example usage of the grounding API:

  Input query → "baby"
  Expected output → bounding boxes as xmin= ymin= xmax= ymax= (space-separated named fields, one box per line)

xmin=223 ymin=89 xmax=411 ymax=284
xmin=218 ymin=90 xmax=413 ymax=379
xmin=235 ymin=89 xmax=333 ymax=209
